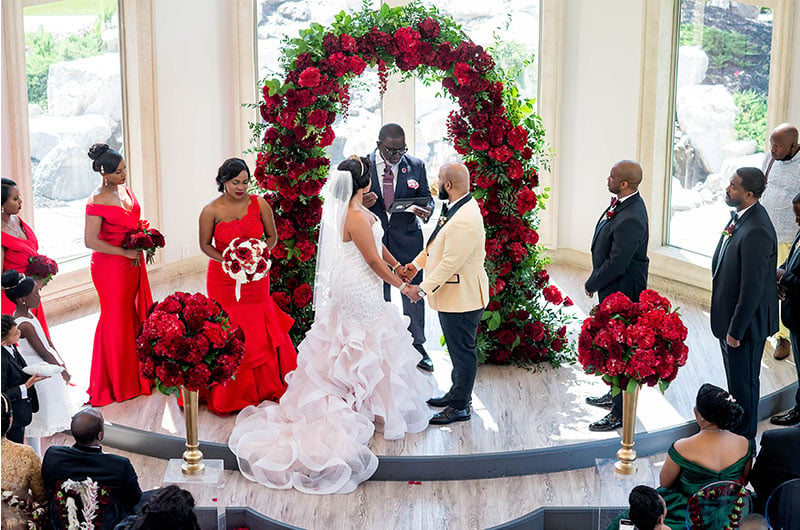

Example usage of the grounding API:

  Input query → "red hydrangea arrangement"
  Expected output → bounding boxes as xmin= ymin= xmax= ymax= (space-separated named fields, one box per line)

xmin=136 ymin=292 xmax=245 ymax=394
xmin=252 ymin=2 xmax=572 ymax=366
xmin=578 ymin=290 xmax=689 ymax=394
xmin=122 ymin=220 xmax=165 ymax=264
xmin=26 ymin=254 xmax=58 ymax=285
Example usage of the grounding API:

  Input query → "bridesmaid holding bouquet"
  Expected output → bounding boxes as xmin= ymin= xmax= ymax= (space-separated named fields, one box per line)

xmin=198 ymin=158 xmax=297 ymax=414
xmin=84 ymin=143 xmax=153 ymax=406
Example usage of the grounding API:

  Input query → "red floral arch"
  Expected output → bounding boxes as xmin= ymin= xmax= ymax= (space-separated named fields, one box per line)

xmin=253 ymin=3 xmax=572 ymax=366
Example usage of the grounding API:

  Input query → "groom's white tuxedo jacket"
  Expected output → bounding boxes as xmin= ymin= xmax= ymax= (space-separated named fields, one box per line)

xmin=415 ymin=197 xmax=489 ymax=313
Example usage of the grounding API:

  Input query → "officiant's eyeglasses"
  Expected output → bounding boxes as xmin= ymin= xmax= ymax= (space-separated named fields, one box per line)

xmin=378 ymin=143 xmax=408 ymax=156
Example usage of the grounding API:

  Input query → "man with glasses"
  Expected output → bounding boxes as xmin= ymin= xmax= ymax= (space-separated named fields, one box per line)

xmin=364 ymin=123 xmax=434 ymax=371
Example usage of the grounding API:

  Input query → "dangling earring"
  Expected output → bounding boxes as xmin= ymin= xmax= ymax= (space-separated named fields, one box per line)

xmin=104 ymin=178 xmax=108 ymax=188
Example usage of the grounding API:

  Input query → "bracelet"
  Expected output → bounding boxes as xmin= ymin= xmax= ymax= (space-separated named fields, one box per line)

xmin=398 ymin=282 xmax=408 ymax=290
xmin=391 ymin=263 xmax=400 ymax=273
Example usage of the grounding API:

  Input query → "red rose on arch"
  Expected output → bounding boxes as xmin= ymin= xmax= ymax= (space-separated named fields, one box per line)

xmin=417 ymin=17 xmax=441 ymax=39
xmin=292 ymin=283 xmax=313 ymax=308
xmin=308 ymin=109 xmax=328 ymax=128
xmin=272 ymin=291 xmax=291 ymax=312
xmin=507 ymin=126 xmax=528 ymax=150
xmin=468 ymin=131 xmax=490 ymax=151
xmin=489 ymin=146 xmax=513 ymax=163
xmin=542 ymin=285 xmax=564 ymax=305
xmin=298 ymin=67 xmax=321 ymax=87
xmin=295 ymin=240 xmax=316 ymax=262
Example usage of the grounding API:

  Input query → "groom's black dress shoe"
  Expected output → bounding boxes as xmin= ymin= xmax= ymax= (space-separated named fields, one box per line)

xmin=586 ymin=392 xmax=614 ymax=410
xmin=589 ymin=412 xmax=622 ymax=432
xmin=430 ymin=406 xmax=471 ymax=425
xmin=414 ymin=344 xmax=434 ymax=372
xmin=427 ymin=395 xmax=451 ymax=407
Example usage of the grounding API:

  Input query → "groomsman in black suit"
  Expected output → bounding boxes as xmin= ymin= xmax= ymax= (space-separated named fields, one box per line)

xmin=363 ymin=123 xmax=435 ymax=371
xmin=771 ymin=193 xmax=800 ymax=426
xmin=1 ymin=314 xmax=42 ymax=443
xmin=711 ymin=167 xmax=778 ymax=440
xmin=584 ymin=160 xmax=650 ymax=432
xmin=749 ymin=427 xmax=800 ymax=513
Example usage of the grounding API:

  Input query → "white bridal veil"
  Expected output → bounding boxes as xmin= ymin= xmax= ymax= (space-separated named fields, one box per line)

xmin=312 ymin=168 xmax=353 ymax=316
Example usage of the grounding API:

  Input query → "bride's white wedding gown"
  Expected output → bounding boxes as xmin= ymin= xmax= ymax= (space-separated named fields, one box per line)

xmin=229 ymin=221 xmax=433 ymax=494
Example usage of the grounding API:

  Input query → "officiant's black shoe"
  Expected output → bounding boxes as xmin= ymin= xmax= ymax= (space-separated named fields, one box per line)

xmin=430 ymin=405 xmax=471 ymax=425
xmin=427 ymin=395 xmax=451 ymax=407
xmin=589 ymin=413 xmax=622 ymax=432
xmin=770 ymin=405 xmax=800 ymax=426
xmin=586 ymin=392 xmax=613 ymax=410
xmin=414 ymin=344 xmax=434 ymax=372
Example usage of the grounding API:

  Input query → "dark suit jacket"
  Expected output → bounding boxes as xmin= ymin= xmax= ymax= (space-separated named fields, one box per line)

xmin=779 ymin=229 xmax=800 ymax=332
xmin=366 ymin=151 xmax=434 ymax=264
xmin=585 ymin=193 xmax=649 ymax=302
xmin=1 ymin=344 xmax=39 ymax=428
xmin=42 ymin=444 xmax=142 ymax=517
xmin=749 ymin=427 xmax=800 ymax=513
xmin=710 ymin=202 xmax=779 ymax=341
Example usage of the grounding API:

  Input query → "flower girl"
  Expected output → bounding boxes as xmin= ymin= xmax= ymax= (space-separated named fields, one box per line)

xmin=2 ymin=270 xmax=77 ymax=439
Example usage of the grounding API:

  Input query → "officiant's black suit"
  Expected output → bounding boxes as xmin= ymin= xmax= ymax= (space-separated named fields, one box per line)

xmin=585 ymin=193 xmax=649 ymax=418
xmin=366 ymin=150 xmax=433 ymax=348
xmin=1 ymin=344 xmax=39 ymax=443
xmin=749 ymin=427 xmax=800 ymax=514
xmin=711 ymin=201 xmax=778 ymax=439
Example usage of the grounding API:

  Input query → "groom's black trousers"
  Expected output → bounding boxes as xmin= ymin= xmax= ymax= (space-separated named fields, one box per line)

xmin=439 ymin=308 xmax=484 ymax=410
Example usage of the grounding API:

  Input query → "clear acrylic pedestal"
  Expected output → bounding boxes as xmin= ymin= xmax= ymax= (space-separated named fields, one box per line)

xmin=163 ymin=459 xmax=226 ymax=530
xmin=595 ymin=457 xmax=660 ymax=530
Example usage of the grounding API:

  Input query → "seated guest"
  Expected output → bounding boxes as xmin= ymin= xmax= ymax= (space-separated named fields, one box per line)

xmin=628 ymin=485 xmax=669 ymax=530
xmin=740 ymin=513 xmax=768 ymax=530
xmin=749 ymin=427 xmax=800 ymax=514
xmin=609 ymin=384 xmax=753 ymax=529
xmin=1 ymin=393 xmax=46 ymax=530
xmin=42 ymin=408 xmax=142 ymax=529
xmin=115 ymin=485 xmax=200 ymax=530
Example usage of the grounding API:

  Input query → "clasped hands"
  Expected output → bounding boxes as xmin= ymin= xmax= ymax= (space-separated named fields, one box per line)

xmin=396 ymin=263 xmax=422 ymax=302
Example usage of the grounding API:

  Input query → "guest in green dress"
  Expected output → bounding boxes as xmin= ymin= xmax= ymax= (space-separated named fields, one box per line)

xmin=609 ymin=383 xmax=753 ymax=530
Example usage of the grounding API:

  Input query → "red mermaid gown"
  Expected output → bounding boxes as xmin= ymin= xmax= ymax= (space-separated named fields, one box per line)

xmin=86 ymin=188 xmax=152 ymax=406
xmin=204 ymin=195 xmax=297 ymax=415
xmin=1 ymin=219 xmax=50 ymax=339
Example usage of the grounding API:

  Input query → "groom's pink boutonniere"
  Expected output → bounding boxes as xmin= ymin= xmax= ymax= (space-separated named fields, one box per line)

xmin=407 ymin=179 xmax=419 ymax=190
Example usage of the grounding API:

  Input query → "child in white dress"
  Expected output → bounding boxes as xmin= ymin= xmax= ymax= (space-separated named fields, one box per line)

xmin=4 ymin=270 xmax=76 ymax=438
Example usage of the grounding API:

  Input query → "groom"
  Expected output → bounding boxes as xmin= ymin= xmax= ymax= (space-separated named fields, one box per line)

xmin=402 ymin=162 xmax=489 ymax=425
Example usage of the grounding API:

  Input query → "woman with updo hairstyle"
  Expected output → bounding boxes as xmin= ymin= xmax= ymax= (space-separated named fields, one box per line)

xmin=227 ymin=155 xmax=432 ymax=494
xmin=84 ymin=143 xmax=152 ymax=406
xmin=608 ymin=384 xmax=754 ymax=529
xmin=198 ymin=157 xmax=297 ymax=414
xmin=1 ymin=392 xmax=46 ymax=530
xmin=1 ymin=177 xmax=51 ymax=339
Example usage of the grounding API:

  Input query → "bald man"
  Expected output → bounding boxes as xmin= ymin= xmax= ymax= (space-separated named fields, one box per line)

xmin=401 ymin=162 xmax=489 ymax=424
xmin=42 ymin=408 xmax=143 ymax=525
xmin=584 ymin=160 xmax=650 ymax=431
xmin=761 ymin=123 xmax=800 ymax=361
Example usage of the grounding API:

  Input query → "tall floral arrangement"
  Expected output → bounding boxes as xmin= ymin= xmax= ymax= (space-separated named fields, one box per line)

xmin=136 ymin=292 xmax=245 ymax=394
xmin=252 ymin=1 xmax=572 ymax=366
xmin=578 ymin=290 xmax=689 ymax=395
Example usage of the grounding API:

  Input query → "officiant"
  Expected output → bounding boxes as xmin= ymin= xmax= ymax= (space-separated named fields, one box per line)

xmin=363 ymin=123 xmax=435 ymax=371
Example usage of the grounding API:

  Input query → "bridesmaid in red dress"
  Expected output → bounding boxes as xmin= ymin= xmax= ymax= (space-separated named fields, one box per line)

xmin=1 ymin=178 xmax=50 ymax=339
xmin=84 ymin=144 xmax=152 ymax=406
xmin=198 ymin=158 xmax=297 ymax=415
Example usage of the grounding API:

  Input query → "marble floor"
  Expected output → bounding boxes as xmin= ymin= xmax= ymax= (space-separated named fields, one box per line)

xmin=34 ymin=262 xmax=798 ymax=529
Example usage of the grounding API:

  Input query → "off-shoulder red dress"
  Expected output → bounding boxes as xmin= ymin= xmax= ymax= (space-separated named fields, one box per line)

xmin=204 ymin=195 xmax=297 ymax=414
xmin=86 ymin=188 xmax=152 ymax=406
xmin=2 ymin=219 xmax=50 ymax=338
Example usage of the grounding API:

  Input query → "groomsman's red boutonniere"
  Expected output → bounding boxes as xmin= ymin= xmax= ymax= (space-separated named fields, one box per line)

xmin=438 ymin=214 xmax=447 ymax=227
xmin=401 ymin=167 xmax=407 ymax=174
xmin=721 ymin=221 xmax=736 ymax=239
xmin=604 ymin=204 xmax=618 ymax=221
xmin=407 ymin=178 xmax=419 ymax=190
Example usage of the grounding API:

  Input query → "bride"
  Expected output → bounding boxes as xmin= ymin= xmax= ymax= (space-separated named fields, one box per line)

xmin=229 ymin=156 xmax=433 ymax=494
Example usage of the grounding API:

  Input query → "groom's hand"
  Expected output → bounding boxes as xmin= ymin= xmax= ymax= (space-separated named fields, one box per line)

xmin=362 ymin=192 xmax=378 ymax=208
xmin=398 ymin=263 xmax=417 ymax=282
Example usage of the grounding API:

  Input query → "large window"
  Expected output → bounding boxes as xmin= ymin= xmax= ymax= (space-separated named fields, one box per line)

xmin=23 ymin=0 xmax=124 ymax=273
xmin=255 ymin=0 xmax=381 ymax=162
xmin=415 ymin=0 xmax=540 ymax=170
xmin=668 ymin=0 xmax=773 ymax=256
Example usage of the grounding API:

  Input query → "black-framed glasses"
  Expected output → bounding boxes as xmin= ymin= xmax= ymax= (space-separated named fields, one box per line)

xmin=378 ymin=143 xmax=408 ymax=156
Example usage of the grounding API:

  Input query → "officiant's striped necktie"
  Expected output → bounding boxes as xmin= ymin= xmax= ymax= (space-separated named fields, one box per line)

xmin=382 ymin=164 xmax=394 ymax=210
